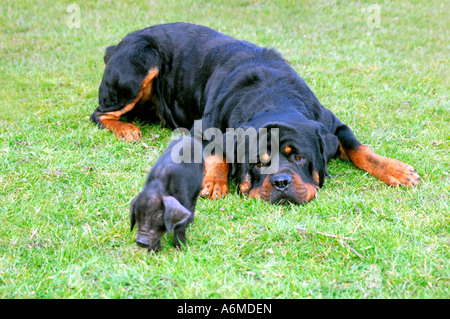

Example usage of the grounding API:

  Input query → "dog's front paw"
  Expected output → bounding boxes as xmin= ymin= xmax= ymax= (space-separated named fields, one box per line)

xmin=200 ymin=177 xmax=228 ymax=199
xmin=376 ymin=157 xmax=420 ymax=187
xmin=346 ymin=145 xmax=420 ymax=188
xmin=200 ymin=155 xmax=229 ymax=200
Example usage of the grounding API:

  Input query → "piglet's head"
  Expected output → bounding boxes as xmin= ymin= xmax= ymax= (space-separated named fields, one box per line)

xmin=130 ymin=190 xmax=193 ymax=252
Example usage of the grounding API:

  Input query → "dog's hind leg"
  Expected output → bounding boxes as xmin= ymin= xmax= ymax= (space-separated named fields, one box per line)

xmin=335 ymin=124 xmax=420 ymax=187
xmin=91 ymin=67 xmax=159 ymax=142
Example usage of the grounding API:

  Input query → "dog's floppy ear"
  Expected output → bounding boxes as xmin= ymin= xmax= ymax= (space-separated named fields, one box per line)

xmin=103 ymin=45 xmax=117 ymax=64
xmin=162 ymin=196 xmax=193 ymax=233
xmin=223 ymin=128 xmax=253 ymax=194
xmin=315 ymin=125 xmax=339 ymax=186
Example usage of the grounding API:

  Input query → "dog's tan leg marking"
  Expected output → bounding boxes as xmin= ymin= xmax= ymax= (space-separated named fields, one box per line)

xmin=99 ymin=67 xmax=159 ymax=142
xmin=200 ymin=155 xmax=229 ymax=200
xmin=346 ymin=145 xmax=420 ymax=187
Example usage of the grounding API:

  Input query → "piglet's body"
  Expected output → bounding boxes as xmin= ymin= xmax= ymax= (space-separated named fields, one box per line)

xmin=130 ymin=137 xmax=204 ymax=251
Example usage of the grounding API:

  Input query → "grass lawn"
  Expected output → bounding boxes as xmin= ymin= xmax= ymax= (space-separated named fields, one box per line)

xmin=0 ymin=0 xmax=448 ymax=298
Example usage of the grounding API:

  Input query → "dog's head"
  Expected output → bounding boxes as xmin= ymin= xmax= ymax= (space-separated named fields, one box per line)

xmin=229 ymin=112 xmax=339 ymax=204
xmin=130 ymin=189 xmax=193 ymax=252
xmin=98 ymin=37 xmax=160 ymax=112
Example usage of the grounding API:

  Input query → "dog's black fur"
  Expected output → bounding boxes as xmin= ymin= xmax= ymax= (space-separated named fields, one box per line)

xmin=93 ymin=22 xmax=419 ymax=209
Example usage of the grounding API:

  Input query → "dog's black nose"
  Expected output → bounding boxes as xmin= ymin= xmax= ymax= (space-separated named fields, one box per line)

xmin=270 ymin=173 xmax=293 ymax=191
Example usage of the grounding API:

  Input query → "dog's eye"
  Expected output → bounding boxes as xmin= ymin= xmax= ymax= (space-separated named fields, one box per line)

xmin=294 ymin=155 xmax=305 ymax=164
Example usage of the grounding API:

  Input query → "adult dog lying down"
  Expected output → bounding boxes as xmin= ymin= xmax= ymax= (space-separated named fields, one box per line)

xmin=91 ymin=22 xmax=419 ymax=205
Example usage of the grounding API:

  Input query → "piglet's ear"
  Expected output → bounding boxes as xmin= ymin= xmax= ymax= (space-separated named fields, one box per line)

xmin=130 ymin=195 xmax=139 ymax=231
xmin=162 ymin=196 xmax=193 ymax=233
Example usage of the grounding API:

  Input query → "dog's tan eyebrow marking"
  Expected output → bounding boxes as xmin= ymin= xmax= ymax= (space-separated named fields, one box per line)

xmin=260 ymin=153 xmax=270 ymax=163
xmin=285 ymin=145 xmax=292 ymax=154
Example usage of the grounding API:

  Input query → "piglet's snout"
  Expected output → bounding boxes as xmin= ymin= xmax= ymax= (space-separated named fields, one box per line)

xmin=136 ymin=236 xmax=150 ymax=248
xmin=136 ymin=230 xmax=158 ymax=248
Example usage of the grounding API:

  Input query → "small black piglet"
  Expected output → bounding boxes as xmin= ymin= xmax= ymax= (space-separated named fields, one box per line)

xmin=130 ymin=137 xmax=204 ymax=252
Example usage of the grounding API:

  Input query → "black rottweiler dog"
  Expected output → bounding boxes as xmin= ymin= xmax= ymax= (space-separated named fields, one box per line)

xmin=92 ymin=22 xmax=419 ymax=205
xmin=130 ymin=137 xmax=203 ymax=251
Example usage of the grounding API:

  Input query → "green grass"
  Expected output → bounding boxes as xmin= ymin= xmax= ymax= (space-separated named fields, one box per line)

xmin=0 ymin=0 xmax=448 ymax=298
